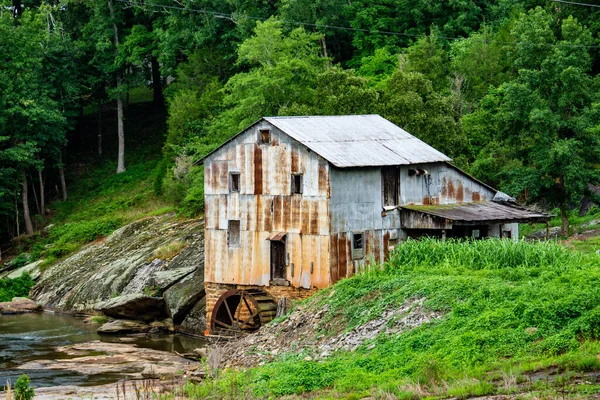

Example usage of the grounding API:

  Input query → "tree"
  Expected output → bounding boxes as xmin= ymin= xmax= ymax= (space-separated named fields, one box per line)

xmin=211 ymin=18 xmax=325 ymax=135
xmin=462 ymin=8 xmax=600 ymax=236
xmin=379 ymin=69 xmax=466 ymax=158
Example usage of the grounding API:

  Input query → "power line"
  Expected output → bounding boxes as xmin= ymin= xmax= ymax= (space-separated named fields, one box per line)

xmin=550 ymin=0 xmax=600 ymax=8
xmin=115 ymin=0 xmax=600 ymax=49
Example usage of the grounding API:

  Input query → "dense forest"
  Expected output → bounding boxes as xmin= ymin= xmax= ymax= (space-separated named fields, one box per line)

xmin=2 ymin=0 xmax=600 ymax=245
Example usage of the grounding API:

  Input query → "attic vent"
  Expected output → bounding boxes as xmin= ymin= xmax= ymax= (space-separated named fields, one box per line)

xmin=259 ymin=129 xmax=271 ymax=144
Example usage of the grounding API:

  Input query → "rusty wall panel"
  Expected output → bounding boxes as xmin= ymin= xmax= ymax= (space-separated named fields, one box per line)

xmin=318 ymin=199 xmax=329 ymax=235
xmin=400 ymin=163 xmax=495 ymax=206
xmin=329 ymin=234 xmax=339 ymax=284
xmin=301 ymin=198 xmax=310 ymax=234
xmin=273 ymin=195 xmax=283 ymax=231
xmin=291 ymin=196 xmax=301 ymax=233
xmin=283 ymin=196 xmax=292 ymax=231
xmin=318 ymin=158 xmax=329 ymax=198
xmin=316 ymin=235 xmax=330 ymax=288
xmin=254 ymin=145 xmax=263 ymax=195
xmin=291 ymin=145 xmax=299 ymax=173
xmin=373 ymin=230 xmax=381 ymax=264
xmin=338 ymin=233 xmax=348 ymax=279
xmin=310 ymin=201 xmax=319 ymax=235
xmin=262 ymin=195 xmax=273 ymax=232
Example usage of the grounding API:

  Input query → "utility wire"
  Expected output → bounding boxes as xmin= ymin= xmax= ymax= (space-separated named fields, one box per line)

xmin=115 ymin=0 xmax=600 ymax=49
xmin=550 ymin=0 xmax=600 ymax=8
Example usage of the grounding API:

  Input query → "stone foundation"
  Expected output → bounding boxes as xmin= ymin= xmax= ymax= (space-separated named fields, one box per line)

xmin=205 ymin=282 xmax=318 ymax=332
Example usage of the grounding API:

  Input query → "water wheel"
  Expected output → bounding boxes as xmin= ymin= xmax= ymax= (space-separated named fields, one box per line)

xmin=210 ymin=288 xmax=277 ymax=333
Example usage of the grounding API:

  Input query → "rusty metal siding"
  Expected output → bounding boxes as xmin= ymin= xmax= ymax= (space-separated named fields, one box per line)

xmin=204 ymin=121 xmax=331 ymax=290
xmin=328 ymin=166 xmax=401 ymax=283
xmin=400 ymin=163 xmax=496 ymax=206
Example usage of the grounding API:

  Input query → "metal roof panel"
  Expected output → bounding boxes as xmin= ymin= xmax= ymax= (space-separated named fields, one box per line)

xmin=401 ymin=201 xmax=550 ymax=223
xmin=264 ymin=115 xmax=451 ymax=167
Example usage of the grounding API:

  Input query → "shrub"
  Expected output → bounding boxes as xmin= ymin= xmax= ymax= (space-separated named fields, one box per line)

xmin=0 ymin=273 xmax=34 ymax=302
xmin=14 ymin=374 xmax=34 ymax=400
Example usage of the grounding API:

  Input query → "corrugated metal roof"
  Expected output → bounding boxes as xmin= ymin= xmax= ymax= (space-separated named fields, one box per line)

xmin=264 ymin=115 xmax=451 ymax=167
xmin=401 ymin=201 xmax=550 ymax=223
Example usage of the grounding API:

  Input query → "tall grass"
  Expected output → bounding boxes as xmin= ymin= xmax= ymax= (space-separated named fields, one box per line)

xmin=190 ymin=239 xmax=600 ymax=399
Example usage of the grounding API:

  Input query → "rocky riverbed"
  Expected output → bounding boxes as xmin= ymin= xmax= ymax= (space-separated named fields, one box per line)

xmin=0 ymin=312 xmax=207 ymax=392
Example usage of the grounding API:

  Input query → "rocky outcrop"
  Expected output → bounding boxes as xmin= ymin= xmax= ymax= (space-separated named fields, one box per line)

xmin=163 ymin=268 xmax=205 ymax=323
xmin=95 ymin=293 xmax=167 ymax=322
xmin=97 ymin=319 xmax=150 ymax=334
xmin=0 ymin=297 xmax=41 ymax=314
xmin=30 ymin=214 xmax=207 ymax=334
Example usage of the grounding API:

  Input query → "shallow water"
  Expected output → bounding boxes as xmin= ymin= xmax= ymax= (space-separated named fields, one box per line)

xmin=0 ymin=312 xmax=206 ymax=388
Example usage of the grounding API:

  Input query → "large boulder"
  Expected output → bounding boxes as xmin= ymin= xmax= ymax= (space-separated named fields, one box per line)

xmin=30 ymin=215 xmax=203 ymax=313
xmin=97 ymin=319 xmax=150 ymax=334
xmin=0 ymin=297 xmax=41 ymax=314
xmin=178 ymin=297 xmax=207 ymax=335
xmin=163 ymin=268 xmax=205 ymax=324
xmin=95 ymin=293 xmax=167 ymax=322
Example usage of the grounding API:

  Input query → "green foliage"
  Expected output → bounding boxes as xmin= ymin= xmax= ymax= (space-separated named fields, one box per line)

xmin=14 ymin=374 xmax=34 ymax=400
xmin=189 ymin=239 xmax=600 ymax=398
xmin=0 ymin=273 xmax=34 ymax=302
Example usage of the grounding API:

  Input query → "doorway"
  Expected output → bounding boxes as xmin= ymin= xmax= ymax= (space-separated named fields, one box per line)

xmin=270 ymin=237 xmax=286 ymax=282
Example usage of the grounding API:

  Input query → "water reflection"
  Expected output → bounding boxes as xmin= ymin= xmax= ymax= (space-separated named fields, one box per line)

xmin=0 ymin=312 xmax=206 ymax=388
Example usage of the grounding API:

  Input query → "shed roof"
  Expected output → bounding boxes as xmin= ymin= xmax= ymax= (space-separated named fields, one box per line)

xmin=401 ymin=201 xmax=550 ymax=224
xmin=264 ymin=115 xmax=451 ymax=167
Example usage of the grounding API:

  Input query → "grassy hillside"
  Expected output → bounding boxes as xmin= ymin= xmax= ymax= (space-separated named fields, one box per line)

xmin=190 ymin=239 xmax=600 ymax=399
xmin=9 ymin=101 xmax=173 ymax=270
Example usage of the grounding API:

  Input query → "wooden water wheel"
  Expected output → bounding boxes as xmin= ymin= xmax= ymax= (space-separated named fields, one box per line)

xmin=210 ymin=288 xmax=277 ymax=333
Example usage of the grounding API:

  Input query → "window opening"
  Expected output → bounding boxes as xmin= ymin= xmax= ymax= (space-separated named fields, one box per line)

xmin=291 ymin=174 xmax=303 ymax=194
xmin=382 ymin=166 xmax=400 ymax=207
xmin=502 ymin=230 xmax=512 ymax=239
xmin=259 ymin=129 xmax=271 ymax=144
xmin=352 ymin=232 xmax=365 ymax=259
xmin=229 ymin=172 xmax=240 ymax=192
xmin=228 ymin=220 xmax=240 ymax=247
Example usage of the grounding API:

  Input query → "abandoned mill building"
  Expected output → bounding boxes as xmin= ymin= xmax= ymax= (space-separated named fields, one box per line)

xmin=201 ymin=114 xmax=549 ymax=332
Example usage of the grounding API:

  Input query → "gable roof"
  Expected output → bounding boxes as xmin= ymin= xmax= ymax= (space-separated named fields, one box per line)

xmin=199 ymin=115 xmax=452 ymax=168
xmin=264 ymin=115 xmax=451 ymax=168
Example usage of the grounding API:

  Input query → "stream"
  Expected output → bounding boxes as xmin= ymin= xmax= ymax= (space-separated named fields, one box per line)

xmin=0 ymin=312 xmax=207 ymax=389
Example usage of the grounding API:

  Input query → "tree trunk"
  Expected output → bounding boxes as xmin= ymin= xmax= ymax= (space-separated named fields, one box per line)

xmin=30 ymin=173 xmax=40 ymax=216
xmin=108 ymin=0 xmax=126 ymax=174
xmin=97 ymin=101 xmax=103 ymax=155
xmin=15 ymin=192 xmax=19 ymax=237
xmin=560 ymin=203 xmax=569 ymax=237
xmin=22 ymin=174 xmax=34 ymax=235
xmin=151 ymin=56 xmax=164 ymax=106
xmin=116 ymin=73 xmax=126 ymax=173
xmin=38 ymin=169 xmax=45 ymax=216
xmin=12 ymin=0 xmax=22 ymax=17
xmin=59 ymin=153 xmax=67 ymax=201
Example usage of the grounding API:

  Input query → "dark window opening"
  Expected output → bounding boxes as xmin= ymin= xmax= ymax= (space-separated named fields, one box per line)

xmin=382 ymin=166 xmax=400 ymax=207
xmin=270 ymin=237 xmax=287 ymax=284
xmin=259 ymin=129 xmax=271 ymax=144
xmin=291 ymin=174 xmax=303 ymax=194
xmin=352 ymin=232 xmax=365 ymax=259
xmin=228 ymin=220 xmax=240 ymax=247
xmin=408 ymin=168 xmax=428 ymax=177
xmin=229 ymin=172 xmax=240 ymax=192
xmin=502 ymin=230 xmax=512 ymax=239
